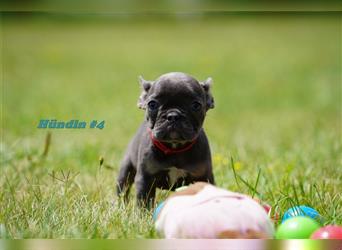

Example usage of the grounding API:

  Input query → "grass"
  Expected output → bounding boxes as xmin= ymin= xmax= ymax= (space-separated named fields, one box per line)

xmin=1 ymin=13 xmax=341 ymax=238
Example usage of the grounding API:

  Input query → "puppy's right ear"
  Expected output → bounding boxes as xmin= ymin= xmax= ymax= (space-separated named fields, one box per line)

xmin=137 ymin=75 xmax=153 ymax=109
xmin=200 ymin=77 xmax=215 ymax=110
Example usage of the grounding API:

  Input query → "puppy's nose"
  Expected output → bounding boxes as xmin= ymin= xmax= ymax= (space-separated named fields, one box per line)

xmin=167 ymin=112 xmax=180 ymax=122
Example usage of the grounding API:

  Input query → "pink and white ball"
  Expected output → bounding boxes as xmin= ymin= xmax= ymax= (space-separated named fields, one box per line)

xmin=154 ymin=182 xmax=274 ymax=238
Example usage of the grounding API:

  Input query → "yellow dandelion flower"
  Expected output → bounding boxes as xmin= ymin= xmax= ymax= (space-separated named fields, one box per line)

xmin=234 ymin=161 xmax=242 ymax=170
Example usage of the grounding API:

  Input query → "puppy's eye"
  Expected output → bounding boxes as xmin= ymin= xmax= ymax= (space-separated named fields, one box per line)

xmin=191 ymin=101 xmax=202 ymax=112
xmin=147 ymin=100 xmax=159 ymax=111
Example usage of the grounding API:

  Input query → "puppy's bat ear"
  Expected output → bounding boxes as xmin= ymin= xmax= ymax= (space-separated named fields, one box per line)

xmin=137 ymin=75 xmax=153 ymax=109
xmin=200 ymin=77 xmax=214 ymax=110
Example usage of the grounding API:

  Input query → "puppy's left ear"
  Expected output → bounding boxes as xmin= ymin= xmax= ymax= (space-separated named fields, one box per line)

xmin=137 ymin=75 xmax=153 ymax=109
xmin=200 ymin=77 xmax=215 ymax=110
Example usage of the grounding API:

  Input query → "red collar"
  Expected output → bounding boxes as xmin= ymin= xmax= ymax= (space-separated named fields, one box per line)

xmin=148 ymin=128 xmax=197 ymax=155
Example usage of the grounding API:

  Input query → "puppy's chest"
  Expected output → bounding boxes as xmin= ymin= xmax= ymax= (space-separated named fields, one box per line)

xmin=167 ymin=167 xmax=187 ymax=185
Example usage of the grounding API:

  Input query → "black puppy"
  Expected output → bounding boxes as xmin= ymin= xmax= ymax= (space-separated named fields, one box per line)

xmin=117 ymin=72 xmax=215 ymax=207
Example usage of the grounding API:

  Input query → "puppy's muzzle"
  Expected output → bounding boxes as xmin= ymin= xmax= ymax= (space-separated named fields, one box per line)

xmin=166 ymin=111 xmax=180 ymax=123
xmin=165 ymin=110 xmax=185 ymax=125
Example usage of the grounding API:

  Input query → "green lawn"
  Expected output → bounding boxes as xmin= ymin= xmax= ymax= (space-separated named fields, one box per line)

xmin=1 ymin=13 xmax=341 ymax=238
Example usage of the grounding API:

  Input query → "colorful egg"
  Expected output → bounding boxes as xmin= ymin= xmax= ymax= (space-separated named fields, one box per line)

xmin=153 ymin=201 xmax=165 ymax=221
xmin=310 ymin=225 xmax=342 ymax=239
xmin=282 ymin=205 xmax=321 ymax=223
xmin=276 ymin=217 xmax=321 ymax=239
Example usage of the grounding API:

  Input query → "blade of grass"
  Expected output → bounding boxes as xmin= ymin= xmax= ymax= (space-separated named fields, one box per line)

xmin=230 ymin=156 xmax=240 ymax=188
xmin=252 ymin=167 xmax=261 ymax=198
xmin=237 ymin=175 xmax=260 ymax=196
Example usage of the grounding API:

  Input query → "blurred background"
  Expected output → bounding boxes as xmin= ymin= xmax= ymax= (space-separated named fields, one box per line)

xmin=3 ymin=12 xmax=340 ymax=159
xmin=1 ymin=10 xmax=341 ymax=238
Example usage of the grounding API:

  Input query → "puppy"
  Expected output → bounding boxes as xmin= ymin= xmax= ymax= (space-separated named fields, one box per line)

xmin=117 ymin=72 xmax=215 ymax=207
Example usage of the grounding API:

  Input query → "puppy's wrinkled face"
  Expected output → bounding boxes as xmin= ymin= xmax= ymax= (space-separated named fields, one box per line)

xmin=138 ymin=72 xmax=214 ymax=143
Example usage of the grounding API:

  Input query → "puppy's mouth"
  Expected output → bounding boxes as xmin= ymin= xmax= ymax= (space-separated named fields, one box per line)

xmin=152 ymin=130 xmax=194 ymax=150
xmin=169 ymin=130 xmax=181 ymax=140
xmin=162 ymin=131 xmax=189 ymax=146
xmin=152 ymin=125 xmax=197 ymax=144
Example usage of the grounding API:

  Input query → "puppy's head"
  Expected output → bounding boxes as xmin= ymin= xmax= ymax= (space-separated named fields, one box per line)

xmin=137 ymin=72 xmax=214 ymax=143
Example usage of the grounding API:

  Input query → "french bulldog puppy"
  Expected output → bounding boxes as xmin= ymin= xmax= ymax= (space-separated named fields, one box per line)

xmin=117 ymin=72 xmax=215 ymax=207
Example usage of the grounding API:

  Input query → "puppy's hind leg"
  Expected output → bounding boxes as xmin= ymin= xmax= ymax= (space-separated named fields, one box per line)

xmin=116 ymin=158 xmax=136 ymax=203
